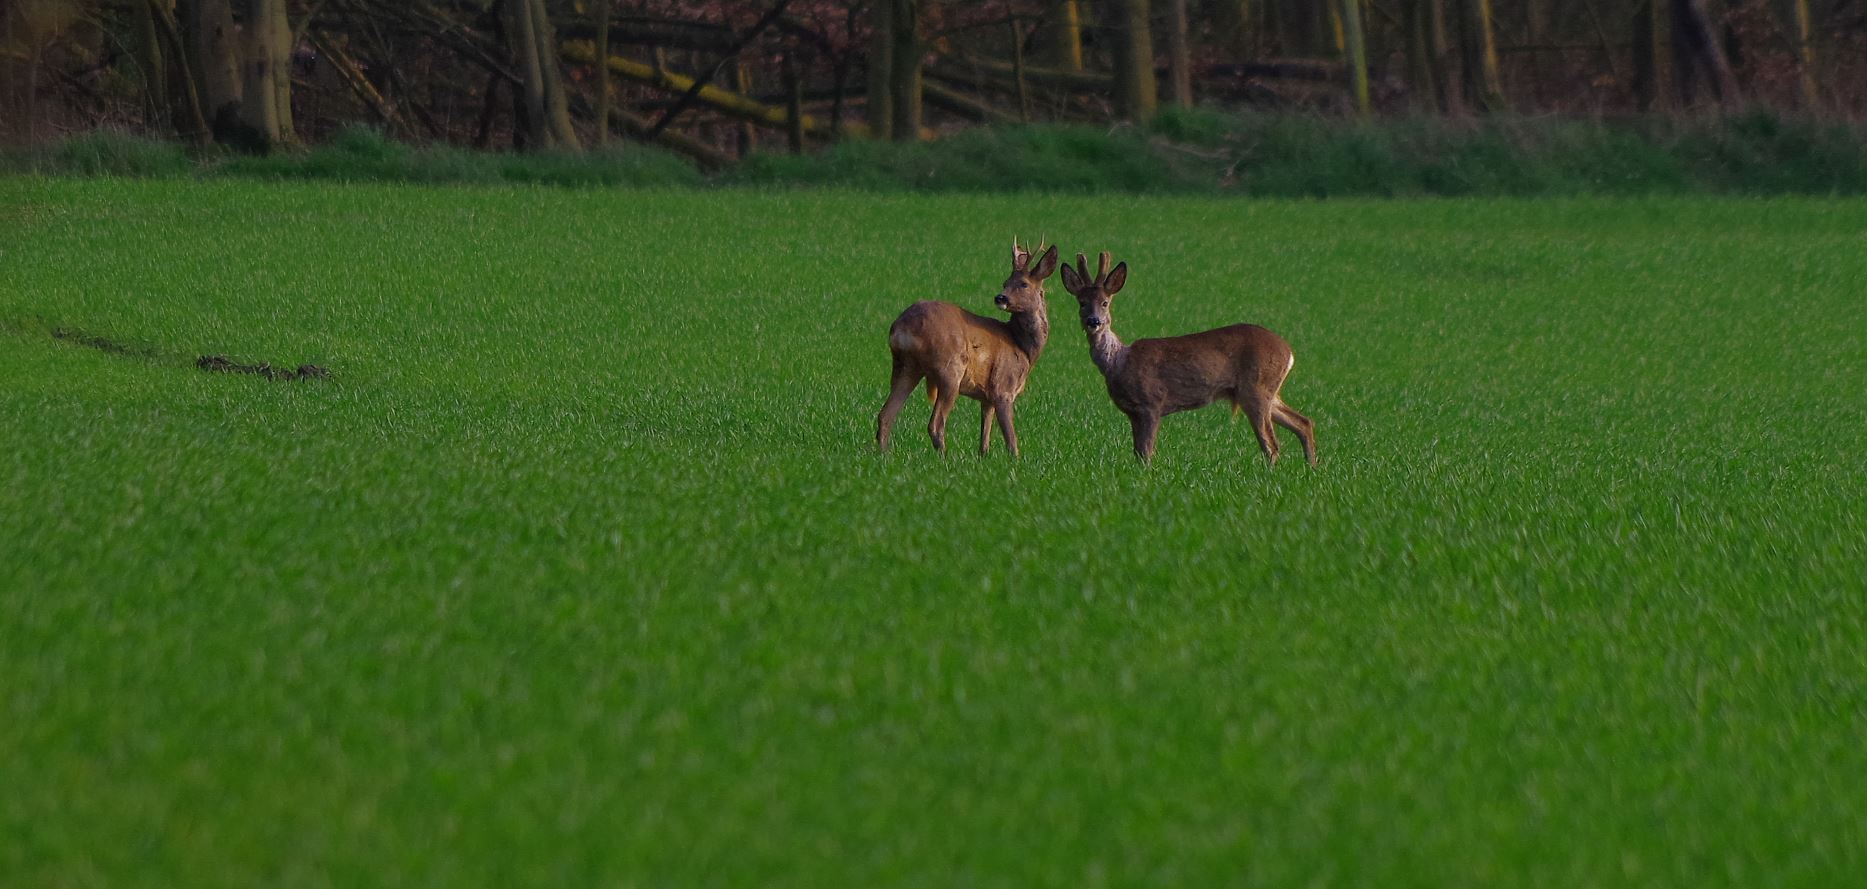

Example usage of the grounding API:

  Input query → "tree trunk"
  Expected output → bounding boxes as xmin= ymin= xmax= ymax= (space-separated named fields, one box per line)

xmin=783 ymin=51 xmax=805 ymax=153
xmin=1166 ymin=0 xmax=1193 ymax=107
xmin=1430 ymin=0 xmax=1458 ymax=111
xmin=268 ymin=0 xmax=294 ymax=145
xmin=735 ymin=61 xmax=757 ymax=155
xmin=239 ymin=0 xmax=287 ymax=149
xmin=1010 ymin=19 xmax=1031 ymax=122
xmin=1341 ymin=0 xmax=1369 ymax=115
xmin=867 ymin=0 xmax=893 ymax=136
xmin=593 ymin=0 xmax=609 ymax=146
xmin=473 ymin=72 xmax=501 ymax=149
xmin=0 ymin=7 xmax=11 ymax=140
xmin=1403 ymin=0 xmax=1436 ymax=110
xmin=1788 ymin=0 xmax=1817 ymax=109
xmin=1263 ymin=0 xmax=1286 ymax=55
xmin=889 ymin=0 xmax=920 ymax=142
xmin=1107 ymin=0 xmax=1158 ymax=122
xmin=1048 ymin=0 xmax=1084 ymax=72
xmin=1632 ymin=0 xmax=1665 ymax=111
xmin=529 ymin=0 xmax=580 ymax=148
xmin=134 ymin=0 xmax=169 ymax=131
xmin=148 ymin=0 xmax=212 ymax=144
xmin=1413 ymin=0 xmax=1458 ymax=112
xmin=508 ymin=0 xmax=580 ymax=150
xmin=509 ymin=0 xmax=549 ymax=148
xmin=1670 ymin=0 xmax=1738 ymax=108
xmin=1213 ymin=0 xmax=1252 ymax=59
xmin=182 ymin=0 xmax=243 ymax=128
xmin=1456 ymin=0 xmax=1504 ymax=113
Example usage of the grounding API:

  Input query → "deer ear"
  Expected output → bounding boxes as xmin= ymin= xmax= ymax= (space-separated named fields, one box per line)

xmin=1030 ymin=245 xmax=1059 ymax=280
xmin=1104 ymin=262 xmax=1129 ymax=295
xmin=1058 ymin=262 xmax=1083 ymax=295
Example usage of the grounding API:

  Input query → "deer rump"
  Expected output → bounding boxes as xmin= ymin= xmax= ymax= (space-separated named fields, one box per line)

xmin=1103 ymin=323 xmax=1293 ymax=416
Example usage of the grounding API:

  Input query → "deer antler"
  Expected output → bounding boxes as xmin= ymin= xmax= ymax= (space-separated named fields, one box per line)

xmin=1097 ymin=251 xmax=1112 ymax=284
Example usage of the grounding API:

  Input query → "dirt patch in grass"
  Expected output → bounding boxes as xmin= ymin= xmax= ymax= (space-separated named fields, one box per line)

xmin=52 ymin=326 xmax=160 ymax=359
xmin=196 ymin=355 xmax=331 ymax=381
xmin=43 ymin=325 xmax=330 ymax=381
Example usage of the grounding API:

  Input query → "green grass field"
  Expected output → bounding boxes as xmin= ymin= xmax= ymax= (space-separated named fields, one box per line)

xmin=3 ymin=179 xmax=1864 ymax=886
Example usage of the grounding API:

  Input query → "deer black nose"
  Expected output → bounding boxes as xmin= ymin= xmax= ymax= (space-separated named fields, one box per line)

xmin=1086 ymin=315 xmax=1103 ymax=327
xmin=994 ymin=294 xmax=1010 ymax=306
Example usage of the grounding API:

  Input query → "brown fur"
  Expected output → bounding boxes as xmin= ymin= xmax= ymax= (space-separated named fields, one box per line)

xmin=1060 ymin=251 xmax=1317 ymax=466
xmin=876 ymin=243 xmax=1058 ymax=456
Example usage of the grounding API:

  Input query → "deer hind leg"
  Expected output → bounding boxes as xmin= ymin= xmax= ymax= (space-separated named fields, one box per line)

xmin=876 ymin=358 xmax=922 ymax=452
xmin=1241 ymin=397 xmax=1280 ymax=466
xmin=1272 ymin=402 xmax=1317 ymax=466
xmin=979 ymin=402 xmax=995 ymax=455
xmin=927 ymin=373 xmax=961 ymax=455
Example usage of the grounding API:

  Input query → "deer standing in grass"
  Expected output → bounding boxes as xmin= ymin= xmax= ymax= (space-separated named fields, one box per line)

xmin=877 ymin=241 xmax=1059 ymax=456
xmin=1059 ymin=252 xmax=1316 ymax=466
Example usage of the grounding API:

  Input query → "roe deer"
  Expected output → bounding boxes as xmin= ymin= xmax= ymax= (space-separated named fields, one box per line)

xmin=876 ymin=241 xmax=1059 ymax=456
xmin=1059 ymin=252 xmax=1316 ymax=466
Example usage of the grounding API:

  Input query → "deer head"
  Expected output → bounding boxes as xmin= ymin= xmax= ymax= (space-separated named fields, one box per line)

xmin=1058 ymin=251 xmax=1129 ymax=332
xmin=995 ymin=239 xmax=1060 ymax=313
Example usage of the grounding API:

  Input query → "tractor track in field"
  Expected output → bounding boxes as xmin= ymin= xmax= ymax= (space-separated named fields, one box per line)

xmin=25 ymin=323 xmax=334 ymax=382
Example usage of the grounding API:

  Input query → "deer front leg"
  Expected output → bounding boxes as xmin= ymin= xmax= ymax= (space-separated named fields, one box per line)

xmin=1129 ymin=411 xmax=1160 ymax=463
xmin=993 ymin=397 xmax=1019 ymax=458
xmin=979 ymin=402 xmax=994 ymax=455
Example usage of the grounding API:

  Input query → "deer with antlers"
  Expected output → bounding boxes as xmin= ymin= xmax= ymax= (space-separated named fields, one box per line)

xmin=876 ymin=241 xmax=1060 ymax=457
xmin=1059 ymin=251 xmax=1316 ymax=466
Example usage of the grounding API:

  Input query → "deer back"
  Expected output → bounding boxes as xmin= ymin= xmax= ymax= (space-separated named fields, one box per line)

xmin=1115 ymin=326 xmax=1293 ymax=415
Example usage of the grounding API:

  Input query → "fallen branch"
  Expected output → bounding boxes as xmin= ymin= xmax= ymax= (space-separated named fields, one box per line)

xmin=309 ymin=29 xmax=414 ymax=137
xmin=568 ymin=95 xmax=733 ymax=170
xmin=923 ymin=66 xmax=1103 ymax=121
xmin=931 ymin=54 xmax=1109 ymax=93
xmin=563 ymin=41 xmax=890 ymax=140
xmin=923 ymin=80 xmax=1020 ymax=125
xmin=558 ymin=17 xmax=735 ymax=53
xmin=646 ymin=0 xmax=796 ymax=141
xmin=1198 ymin=59 xmax=1345 ymax=83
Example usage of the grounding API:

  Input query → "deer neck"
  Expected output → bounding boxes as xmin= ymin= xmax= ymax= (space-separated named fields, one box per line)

xmin=1088 ymin=324 xmax=1127 ymax=378
xmin=1009 ymin=299 xmax=1049 ymax=362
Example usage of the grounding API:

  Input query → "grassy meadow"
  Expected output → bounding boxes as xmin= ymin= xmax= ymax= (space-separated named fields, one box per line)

xmin=2 ymin=178 xmax=1864 ymax=886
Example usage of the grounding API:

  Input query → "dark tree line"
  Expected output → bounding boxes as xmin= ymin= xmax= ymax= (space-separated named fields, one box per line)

xmin=2 ymin=0 xmax=1862 ymax=163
